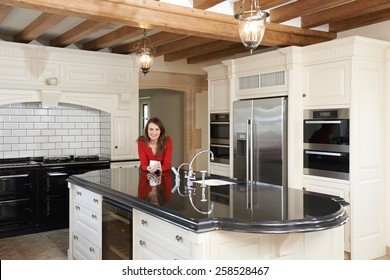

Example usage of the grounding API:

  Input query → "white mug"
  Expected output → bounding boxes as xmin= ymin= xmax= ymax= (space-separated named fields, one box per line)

xmin=149 ymin=160 xmax=160 ymax=169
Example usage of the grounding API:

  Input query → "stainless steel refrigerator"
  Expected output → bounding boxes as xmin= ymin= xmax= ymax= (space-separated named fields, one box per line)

xmin=233 ymin=97 xmax=288 ymax=187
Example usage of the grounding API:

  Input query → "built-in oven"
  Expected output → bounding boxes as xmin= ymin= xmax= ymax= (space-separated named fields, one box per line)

xmin=102 ymin=199 xmax=132 ymax=260
xmin=303 ymin=109 xmax=350 ymax=180
xmin=210 ymin=113 xmax=230 ymax=164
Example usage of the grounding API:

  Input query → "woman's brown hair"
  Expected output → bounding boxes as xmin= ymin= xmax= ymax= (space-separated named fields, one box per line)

xmin=137 ymin=117 xmax=167 ymax=156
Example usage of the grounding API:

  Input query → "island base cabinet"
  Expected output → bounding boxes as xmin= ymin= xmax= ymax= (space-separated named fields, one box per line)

xmin=133 ymin=209 xmax=345 ymax=260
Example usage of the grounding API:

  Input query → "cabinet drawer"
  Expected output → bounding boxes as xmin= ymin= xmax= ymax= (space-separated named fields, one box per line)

xmin=134 ymin=210 xmax=191 ymax=258
xmin=71 ymin=231 xmax=100 ymax=260
xmin=73 ymin=186 xmax=102 ymax=213
xmin=134 ymin=234 xmax=183 ymax=260
xmin=74 ymin=202 xmax=101 ymax=245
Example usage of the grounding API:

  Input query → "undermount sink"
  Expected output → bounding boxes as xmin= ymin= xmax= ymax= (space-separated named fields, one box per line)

xmin=193 ymin=179 xmax=236 ymax=186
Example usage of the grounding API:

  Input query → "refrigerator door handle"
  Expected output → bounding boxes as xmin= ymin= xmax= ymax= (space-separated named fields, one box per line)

xmin=250 ymin=118 xmax=254 ymax=184
xmin=246 ymin=119 xmax=250 ymax=183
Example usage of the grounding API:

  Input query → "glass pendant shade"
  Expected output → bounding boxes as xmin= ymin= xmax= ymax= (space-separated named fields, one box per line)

xmin=136 ymin=47 xmax=155 ymax=76
xmin=235 ymin=1 xmax=269 ymax=55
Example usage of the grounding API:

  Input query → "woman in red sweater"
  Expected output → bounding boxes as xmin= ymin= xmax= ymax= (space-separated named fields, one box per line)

xmin=137 ymin=117 xmax=172 ymax=172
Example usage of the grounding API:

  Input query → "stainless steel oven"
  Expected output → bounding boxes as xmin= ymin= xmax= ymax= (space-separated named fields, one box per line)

xmin=303 ymin=109 xmax=350 ymax=180
xmin=210 ymin=113 xmax=230 ymax=164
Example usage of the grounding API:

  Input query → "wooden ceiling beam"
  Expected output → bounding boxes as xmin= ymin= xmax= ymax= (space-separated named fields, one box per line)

xmin=14 ymin=12 xmax=66 ymax=43
xmin=193 ymin=0 xmax=225 ymax=10
xmin=156 ymin=36 xmax=215 ymax=57
xmin=0 ymin=4 xmax=12 ymax=23
xmin=329 ymin=7 xmax=390 ymax=32
xmin=301 ymin=0 xmax=390 ymax=28
xmin=83 ymin=25 xmax=144 ymax=51
xmin=50 ymin=20 xmax=109 ymax=47
xmin=234 ymin=0 xmax=291 ymax=14
xmin=2 ymin=0 xmax=335 ymax=47
xmin=164 ymin=40 xmax=239 ymax=62
xmin=270 ymin=0 xmax=355 ymax=23
xmin=187 ymin=45 xmax=273 ymax=64
xmin=112 ymin=31 xmax=187 ymax=54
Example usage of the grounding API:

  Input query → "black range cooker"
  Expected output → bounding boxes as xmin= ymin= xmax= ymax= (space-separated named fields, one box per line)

xmin=0 ymin=155 xmax=110 ymax=238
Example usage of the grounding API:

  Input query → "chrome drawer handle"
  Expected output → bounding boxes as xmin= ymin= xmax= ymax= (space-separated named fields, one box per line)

xmin=175 ymin=235 xmax=182 ymax=242
xmin=139 ymin=240 xmax=146 ymax=246
xmin=89 ymin=247 xmax=95 ymax=253
xmin=92 ymin=214 xmax=97 ymax=220
xmin=141 ymin=219 xmax=147 ymax=226
xmin=75 ymin=205 xmax=80 ymax=210
xmin=76 ymin=191 xmax=82 ymax=196
xmin=93 ymin=198 xmax=99 ymax=204
xmin=73 ymin=235 xmax=78 ymax=240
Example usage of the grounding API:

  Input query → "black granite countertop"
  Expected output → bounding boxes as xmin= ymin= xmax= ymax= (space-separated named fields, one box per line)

xmin=67 ymin=167 xmax=349 ymax=234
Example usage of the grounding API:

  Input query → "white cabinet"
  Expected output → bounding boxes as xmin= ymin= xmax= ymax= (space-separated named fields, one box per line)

xmin=209 ymin=78 xmax=230 ymax=112
xmin=303 ymin=60 xmax=351 ymax=107
xmin=112 ymin=117 xmax=134 ymax=160
xmin=203 ymin=64 xmax=230 ymax=113
xmin=133 ymin=209 xmax=198 ymax=260
xmin=69 ymin=184 xmax=102 ymax=260
xmin=303 ymin=175 xmax=351 ymax=252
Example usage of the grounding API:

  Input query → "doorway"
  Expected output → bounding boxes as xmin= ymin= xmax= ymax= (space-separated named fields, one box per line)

xmin=139 ymin=89 xmax=184 ymax=167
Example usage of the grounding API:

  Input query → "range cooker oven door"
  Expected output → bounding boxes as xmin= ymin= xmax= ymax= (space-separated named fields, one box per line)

xmin=0 ymin=169 xmax=37 ymax=231
xmin=40 ymin=168 xmax=75 ymax=226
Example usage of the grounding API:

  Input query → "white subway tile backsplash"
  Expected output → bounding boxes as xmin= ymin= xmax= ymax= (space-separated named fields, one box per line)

xmin=34 ymin=123 xmax=49 ymax=129
xmin=1 ymin=102 xmax=111 ymax=159
xmin=12 ymin=144 xmax=27 ymax=150
xmin=20 ymin=137 xmax=34 ymax=144
xmin=34 ymin=136 xmax=49 ymax=143
xmin=4 ymin=123 xmax=18 ymax=129
xmin=12 ymin=130 xmax=27 ymax=137
xmin=4 ymin=137 xmax=18 ymax=144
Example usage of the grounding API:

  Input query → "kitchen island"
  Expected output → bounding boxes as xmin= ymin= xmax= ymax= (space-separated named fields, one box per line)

xmin=67 ymin=167 xmax=349 ymax=260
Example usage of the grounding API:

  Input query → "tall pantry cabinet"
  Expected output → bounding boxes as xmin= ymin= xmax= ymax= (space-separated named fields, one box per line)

xmin=301 ymin=36 xmax=387 ymax=260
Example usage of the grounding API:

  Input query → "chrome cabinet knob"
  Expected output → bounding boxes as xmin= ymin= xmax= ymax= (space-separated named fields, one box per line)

xmin=141 ymin=219 xmax=147 ymax=226
xmin=175 ymin=235 xmax=182 ymax=242
xmin=139 ymin=240 xmax=146 ymax=246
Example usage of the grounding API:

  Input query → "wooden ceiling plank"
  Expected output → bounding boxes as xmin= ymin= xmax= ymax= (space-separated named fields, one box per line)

xmin=234 ymin=0 xmax=292 ymax=14
xmin=164 ymin=40 xmax=239 ymax=62
xmin=50 ymin=20 xmax=109 ymax=47
xmin=193 ymin=0 xmax=225 ymax=10
xmin=0 ymin=4 xmax=12 ymax=23
xmin=301 ymin=0 xmax=390 ymax=28
xmin=112 ymin=31 xmax=187 ymax=54
xmin=2 ymin=0 xmax=334 ymax=47
xmin=329 ymin=7 xmax=390 ymax=32
xmin=14 ymin=12 xmax=66 ymax=43
xmin=156 ymin=36 xmax=215 ymax=56
xmin=187 ymin=44 xmax=257 ymax=64
xmin=270 ymin=0 xmax=355 ymax=24
xmin=83 ymin=25 xmax=144 ymax=51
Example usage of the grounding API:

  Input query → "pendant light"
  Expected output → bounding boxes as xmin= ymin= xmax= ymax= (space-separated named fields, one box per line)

xmin=135 ymin=29 xmax=155 ymax=76
xmin=235 ymin=0 xmax=269 ymax=55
